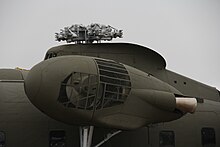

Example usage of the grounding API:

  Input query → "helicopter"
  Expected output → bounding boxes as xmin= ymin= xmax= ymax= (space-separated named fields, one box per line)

xmin=0 ymin=24 xmax=219 ymax=147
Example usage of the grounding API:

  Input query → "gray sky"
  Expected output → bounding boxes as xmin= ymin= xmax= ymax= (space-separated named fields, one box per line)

xmin=0 ymin=0 xmax=220 ymax=89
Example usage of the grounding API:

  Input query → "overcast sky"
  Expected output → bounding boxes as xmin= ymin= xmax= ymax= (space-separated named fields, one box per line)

xmin=0 ymin=0 xmax=220 ymax=89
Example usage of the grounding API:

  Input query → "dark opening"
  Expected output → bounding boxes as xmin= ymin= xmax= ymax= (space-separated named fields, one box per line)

xmin=201 ymin=128 xmax=216 ymax=147
xmin=58 ymin=73 xmax=98 ymax=110
xmin=44 ymin=53 xmax=50 ymax=60
xmin=49 ymin=130 xmax=66 ymax=147
xmin=44 ymin=52 xmax=58 ymax=60
xmin=0 ymin=131 xmax=5 ymax=146
xmin=159 ymin=131 xmax=175 ymax=147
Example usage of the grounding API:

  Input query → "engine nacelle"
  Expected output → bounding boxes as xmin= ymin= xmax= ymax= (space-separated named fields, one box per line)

xmin=25 ymin=56 xmax=196 ymax=130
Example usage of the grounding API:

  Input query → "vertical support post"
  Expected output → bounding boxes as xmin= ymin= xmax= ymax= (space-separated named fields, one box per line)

xmin=87 ymin=126 xmax=94 ymax=147
xmin=79 ymin=126 xmax=94 ymax=147
xmin=83 ymin=127 xmax=88 ymax=147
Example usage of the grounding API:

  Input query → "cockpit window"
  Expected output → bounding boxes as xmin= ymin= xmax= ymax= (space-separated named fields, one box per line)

xmin=57 ymin=59 xmax=131 ymax=110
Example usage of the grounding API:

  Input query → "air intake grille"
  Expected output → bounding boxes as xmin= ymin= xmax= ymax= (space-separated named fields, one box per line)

xmin=57 ymin=58 xmax=131 ymax=110
xmin=95 ymin=59 xmax=131 ymax=109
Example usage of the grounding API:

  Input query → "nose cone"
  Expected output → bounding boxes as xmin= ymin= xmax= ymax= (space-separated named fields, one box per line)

xmin=24 ymin=56 xmax=98 ymax=125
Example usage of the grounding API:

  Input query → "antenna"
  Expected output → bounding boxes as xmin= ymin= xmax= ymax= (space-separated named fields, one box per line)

xmin=55 ymin=23 xmax=123 ymax=44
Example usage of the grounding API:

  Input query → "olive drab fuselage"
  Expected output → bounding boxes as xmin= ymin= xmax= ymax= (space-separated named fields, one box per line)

xmin=0 ymin=43 xmax=219 ymax=147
